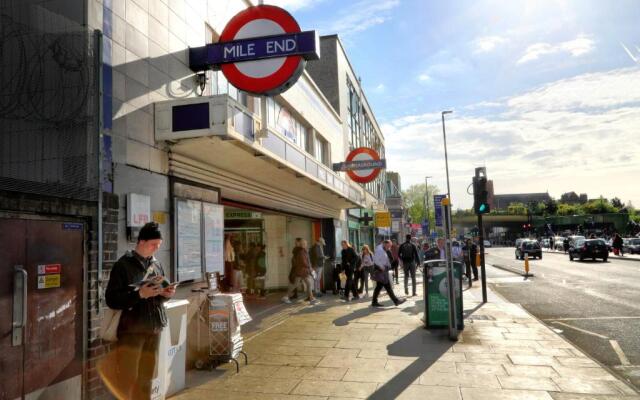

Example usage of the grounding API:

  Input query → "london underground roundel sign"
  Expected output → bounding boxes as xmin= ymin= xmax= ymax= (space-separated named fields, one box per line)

xmin=344 ymin=147 xmax=385 ymax=184
xmin=220 ymin=5 xmax=309 ymax=95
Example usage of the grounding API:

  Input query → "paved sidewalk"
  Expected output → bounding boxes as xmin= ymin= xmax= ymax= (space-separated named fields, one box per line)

xmin=172 ymin=278 xmax=639 ymax=400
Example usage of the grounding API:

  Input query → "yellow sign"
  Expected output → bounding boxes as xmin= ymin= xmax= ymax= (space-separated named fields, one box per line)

xmin=153 ymin=211 xmax=167 ymax=225
xmin=374 ymin=212 xmax=391 ymax=227
xmin=37 ymin=274 xmax=61 ymax=289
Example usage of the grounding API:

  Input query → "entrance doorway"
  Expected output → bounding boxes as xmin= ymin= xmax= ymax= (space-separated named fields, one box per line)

xmin=0 ymin=218 xmax=85 ymax=400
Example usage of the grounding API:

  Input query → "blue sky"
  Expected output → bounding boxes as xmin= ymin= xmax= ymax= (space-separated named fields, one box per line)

xmin=270 ymin=0 xmax=640 ymax=208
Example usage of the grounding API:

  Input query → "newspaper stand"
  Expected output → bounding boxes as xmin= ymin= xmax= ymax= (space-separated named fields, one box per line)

xmin=195 ymin=290 xmax=251 ymax=373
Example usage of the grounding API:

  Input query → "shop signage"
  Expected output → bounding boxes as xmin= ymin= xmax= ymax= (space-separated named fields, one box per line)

xmin=127 ymin=193 xmax=151 ymax=228
xmin=334 ymin=147 xmax=386 ymax=184
xmin=189 ymin=5 xmax=320 ymax=96
xmin=224 ymin=210 xmax=262 ymax=219
xmin=37 ymin=274 xmax=61 ymax=289
xmin=37 ymin=264 xmax=61 ymax=275
xmin=62 ymin=222 xmax=83 ymax=230
xmin=374 ymin=212 xmax=391 ymax=228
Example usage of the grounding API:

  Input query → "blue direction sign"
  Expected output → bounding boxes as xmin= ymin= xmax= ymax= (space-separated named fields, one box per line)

xmin=421 ymin=220 xmax=429 ymax=236
xmin=190 ymin=31 xmax=319 ymax=71
xmin=332 ymin=159 xmax=386 ymax=172
xmin=433 ymin=194 xmax=447 ymax=227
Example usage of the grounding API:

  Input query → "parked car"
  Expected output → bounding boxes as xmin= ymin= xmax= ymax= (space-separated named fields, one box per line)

xmin=515 ymin=240 xmax=542 ymax=260
xmin=623 ymin=238 xmax=640 ymax=254
xmin=541 ymin=238 xmax=550 ymax=248
xmin=569 ymin=239 xmax=608 ymax=262
xmin=515 ymin=238 xmax=524 ymax=249
xmin=483 ymin=240 xmax=492 ymax=248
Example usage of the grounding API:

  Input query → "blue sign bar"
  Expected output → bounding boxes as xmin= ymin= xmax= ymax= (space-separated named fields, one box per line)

xmin=189 ymin=31 xmax=319 ymax=71
xmin=332 ymin=159 xmax=386 ymax=172
xmin=434 ymin=194 xmax=447 ymax=227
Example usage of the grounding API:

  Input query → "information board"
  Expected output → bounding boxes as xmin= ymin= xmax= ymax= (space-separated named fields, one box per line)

xmin=203 ymin=203 xmax=224 ymax=274
xmin=433 ymin=194 xmax=447 ymax=227
xmin=176 ymin=199 xmax=202 ymax=281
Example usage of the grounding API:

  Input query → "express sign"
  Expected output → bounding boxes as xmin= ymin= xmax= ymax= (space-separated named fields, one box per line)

xmin=189 ymin=5 xmax=320 ymax=96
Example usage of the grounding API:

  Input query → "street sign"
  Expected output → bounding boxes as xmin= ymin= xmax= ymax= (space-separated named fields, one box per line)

xmin=421 ymin=220 xmax=429 ymax=236
xmin=189 ymin=5 xmax=319 ymax=96
xmin=434 ymin=194 xmax=446 ymax=227
xmin=374 ymin=212 xmax=391 ymax=227
xmin=335 ymin=147 xmax=386 ymax=184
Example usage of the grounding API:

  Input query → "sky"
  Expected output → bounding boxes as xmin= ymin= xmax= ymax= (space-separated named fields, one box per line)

xmin=267 ymin=0 xmax=640 ymax=209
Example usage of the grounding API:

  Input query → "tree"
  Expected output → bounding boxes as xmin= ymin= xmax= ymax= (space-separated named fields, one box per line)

xmin=557 ymin=203 xmax=583 ymax=216
xmin=611 ymin=197 xmax=624 ymax=209
xmin=545 ymin=199 xmax=558 ymax=215
xmin=582 ymin=197 xmax=617 ymax=214
xmin=402 ymin=183 xmax=440 ymax=225
xmin=507 ymin=202 xmax=527 ymax=215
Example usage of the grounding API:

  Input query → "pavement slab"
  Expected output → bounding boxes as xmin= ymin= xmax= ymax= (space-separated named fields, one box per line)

xmin=171 ymin=275 xmax=636 ymax=400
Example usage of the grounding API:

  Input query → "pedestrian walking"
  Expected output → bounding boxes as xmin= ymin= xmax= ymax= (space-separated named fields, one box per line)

xmin=309 ymin=237 xmax=326 ymax=297
xmin=283 ymin=239 xmax=317 ymax=304
xmin=390 ymin=239 xmax=400 ymax=284
xmin=423 ymin=242 xmax=439 ymax=261
xmin=398 ymin=234 xmax=420 ymax=296
xmin=436 ymin=238 xmax=446 ymax=259
xmin=359 ymin=245 xmax=374 ymax=296
xmin=549 ymin=236 xmax=554 ymax=251
xmin=371 ymin=240 xmax=406 ymax=307
xmin=105 ymin=222 xmax=175 ymax=400
xmin=563 ymin=237 xmax=570 ymax=254
xmin=341 ymin=240 xmax=360 ymax=301
xmin=467 ymin=239 xmax=479 ymax=281
xmin=223 ymin=234 xmax=235 ymax=291
xmin=613 ymin=233 xmax=624 ymax=256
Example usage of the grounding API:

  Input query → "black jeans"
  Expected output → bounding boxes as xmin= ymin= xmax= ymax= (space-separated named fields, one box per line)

xmin=115 ymin=332 xmax=160 ymax=400
xmin=391 ymin=261 xmax=399 ymax=284
xmin=372 ymin=281 xmax=400 ymax=305
xmin=344 ymin=271 xmax=358 ymax=299
xmin=403 ymin=262 xmax=417 ymax=295
xmin=358 ymin=268 xmax=370 ymax=294
xmin=470 ymin=260 xmax=479 ymax=280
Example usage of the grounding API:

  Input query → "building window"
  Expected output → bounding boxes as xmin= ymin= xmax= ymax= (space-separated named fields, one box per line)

xmin=314 ymin=134 xmax=330 ymax=167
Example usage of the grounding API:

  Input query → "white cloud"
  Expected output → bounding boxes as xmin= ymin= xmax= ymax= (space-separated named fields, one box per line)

xmin=373 ymin=83 xmax=386 ymax=93
xmin=473 ymin=36 xmax=508 ymax=54
xmin=418 ymin=73 xmax=431 ymax=83
xmin=517 ymin=34 xmax=595 ymax=64
xmin=263 ymin=0 xmax=321 ymax=11
xmin=320 ymin=0 xmax=399 ymax=37
xmin=383 ymin=68 xmax=640 ymax=208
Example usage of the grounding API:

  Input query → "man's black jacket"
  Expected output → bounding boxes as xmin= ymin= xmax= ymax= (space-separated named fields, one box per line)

xmin=106 ymin=251 xmax=168 ymax=334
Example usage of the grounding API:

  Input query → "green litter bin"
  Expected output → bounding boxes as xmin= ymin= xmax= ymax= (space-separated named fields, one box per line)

xmin=423 ymin=260 xmax=464 ymax=330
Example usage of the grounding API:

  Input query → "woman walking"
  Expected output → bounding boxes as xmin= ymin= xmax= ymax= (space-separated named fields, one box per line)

xmin=341 ymin=240 xmax=360 ymax=301
xmin=359 ymin=245 xmax=374 ymax=296
xmin=283 ymin=239 xmax=318 ymax=304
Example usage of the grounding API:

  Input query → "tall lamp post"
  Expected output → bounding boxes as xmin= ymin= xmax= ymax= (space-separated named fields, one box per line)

xmin=424 ymin=175 xmax=432 ymax=238
xmin=441 ymin=111 xmax=453 ymax=201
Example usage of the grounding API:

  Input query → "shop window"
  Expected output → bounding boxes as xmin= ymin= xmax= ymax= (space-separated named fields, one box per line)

xmin=314 ymin=135 xmax=330 ymax=167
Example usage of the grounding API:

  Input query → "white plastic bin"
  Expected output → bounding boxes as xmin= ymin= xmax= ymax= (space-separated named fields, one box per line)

xmin=154 ymin=299 xmax=189 ymax=399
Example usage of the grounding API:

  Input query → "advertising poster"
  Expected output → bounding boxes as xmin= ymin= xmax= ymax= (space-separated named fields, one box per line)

xmin=177 ymin=199 xmax=202 ymax=281
xmin=203 ymin=203 xmax=224 ymax=274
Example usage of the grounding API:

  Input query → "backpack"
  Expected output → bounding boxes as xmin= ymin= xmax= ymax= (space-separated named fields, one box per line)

xmin=399 ymin=242 xmax=416 ymax=263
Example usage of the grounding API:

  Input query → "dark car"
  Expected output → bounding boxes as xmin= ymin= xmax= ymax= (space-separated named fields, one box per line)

xmin=515 ymin=240 xmax=542 ymax=260
xmin=623 ymin=238 xmax=640 ymax=254
xmin=569 ymin=239 xmax=608 ymax=262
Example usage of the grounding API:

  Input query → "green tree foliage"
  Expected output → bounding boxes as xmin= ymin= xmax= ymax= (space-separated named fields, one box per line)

xmin=557 ymin=203 xmax=583 ymax=216
xmin=545 ymin=199 xmax=558 ymax=215
xmin=506 ymin=202 xmax=528 ymax=215
xmin=582 ymin=197 xmax=618 ymax=214
xmin=611 ymin=197 xmax=624 ymax=209
xmin=402 ymin=183 xmax=439 ymax=225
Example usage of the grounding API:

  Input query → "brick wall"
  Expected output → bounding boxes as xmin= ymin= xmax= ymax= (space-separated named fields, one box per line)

xmin=87 ymin=193 xmax=119 ymax=400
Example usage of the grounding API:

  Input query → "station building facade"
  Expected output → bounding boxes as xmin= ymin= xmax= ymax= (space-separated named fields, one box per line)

xmin=0 ymin=0 xmax=387 ymax=398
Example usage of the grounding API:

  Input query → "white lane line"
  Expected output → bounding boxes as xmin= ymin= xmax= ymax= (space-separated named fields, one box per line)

xmin=544 ymin=316 xmax=640 ymax=321
xmin=610 ymin=340 xmax=631 ymax=366
xmin=551 ymin=321 xmax=610 ymax=339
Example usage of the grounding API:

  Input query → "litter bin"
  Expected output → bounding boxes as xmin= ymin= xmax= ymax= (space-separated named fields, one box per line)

xmin=422 ymin=260 xmax=464 ymax=330
xmin=153 ymin=299 xmax=189 ymax=399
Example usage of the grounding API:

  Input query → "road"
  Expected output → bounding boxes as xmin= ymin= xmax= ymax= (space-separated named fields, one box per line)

xmin=485 ymin=247 xmax=640 ymax=391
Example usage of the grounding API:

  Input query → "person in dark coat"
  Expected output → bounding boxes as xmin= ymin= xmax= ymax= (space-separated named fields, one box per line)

xmin=398 ymin=234 xmax=420 ymax=296
xmin=105 ymin=222 xmax=175 ymax=400
xmin=613 ymin=233 xmax=624 ymax=256
xmin=341 ymin=240 xmax=360 ymax=301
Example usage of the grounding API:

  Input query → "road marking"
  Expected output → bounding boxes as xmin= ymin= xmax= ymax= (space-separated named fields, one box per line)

xmin=610 ymin=340 xmax=631 ymax=366
xmin=551 ymin=321 xmax=609 ymax=339
xmin=544 ymin=316 xmax=640 ymax=321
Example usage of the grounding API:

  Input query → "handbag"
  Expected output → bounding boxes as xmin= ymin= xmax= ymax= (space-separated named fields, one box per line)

xmin=338 ymin=271 xmax=347 ymax=285
xmin=100 ymin=307 xmax=122 ymax=342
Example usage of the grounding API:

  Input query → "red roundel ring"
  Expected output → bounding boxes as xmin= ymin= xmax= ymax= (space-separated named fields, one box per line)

xmin=220 ymin=5 xmax=304 ymax=95
xmin=346 ymin=147 xmax=382 ymax=184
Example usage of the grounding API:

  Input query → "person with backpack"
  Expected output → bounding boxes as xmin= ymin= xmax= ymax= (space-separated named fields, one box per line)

xmin=398 ymin=234 xmax=420 ymax=296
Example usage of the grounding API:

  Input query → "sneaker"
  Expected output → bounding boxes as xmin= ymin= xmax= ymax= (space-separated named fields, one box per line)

xmin=309 ymin=298 xmax=319 ymax=305
xmin=281 ymin=296 xmax=291 ymax=304
xmin=353 ymin=296 xmax=360 ymax=300
xmin=405 ymin=290 xmax=409 ymax=295
xmin=371 ymin=302 xmax=384 ymax=307
xmin=395 ymin=299 xmax=406 ymax=306
xmin=412 ymin=293 xmax=418 ymax=297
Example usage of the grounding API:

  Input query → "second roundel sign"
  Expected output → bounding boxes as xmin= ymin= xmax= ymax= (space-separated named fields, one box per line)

xmin=345 ymin=147 xmax=384 ymax=184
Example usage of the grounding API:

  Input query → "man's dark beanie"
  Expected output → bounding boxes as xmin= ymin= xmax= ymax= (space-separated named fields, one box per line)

xmin=138 ymin=222 xmax=162 ymax=241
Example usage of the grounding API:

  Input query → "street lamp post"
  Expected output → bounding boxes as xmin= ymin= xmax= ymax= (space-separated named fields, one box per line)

xmin=441 ymin=111 xmax=453 ymax=201
xmin=424 ymin=175 xmax=432 ymax=238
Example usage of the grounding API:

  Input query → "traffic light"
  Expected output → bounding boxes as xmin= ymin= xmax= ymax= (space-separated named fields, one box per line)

xmin=473 ymin=176 xmax=490 ymax=215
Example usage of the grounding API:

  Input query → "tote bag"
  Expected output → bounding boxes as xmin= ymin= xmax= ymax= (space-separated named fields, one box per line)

xmin=100 ymin=307 xmax=122 ymax=342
